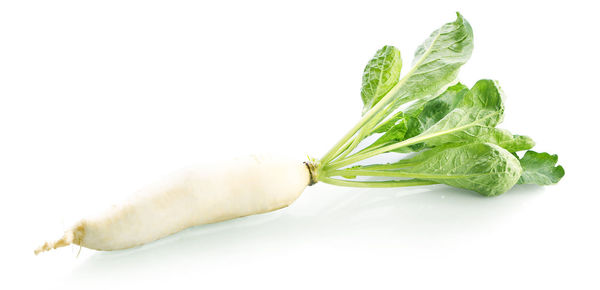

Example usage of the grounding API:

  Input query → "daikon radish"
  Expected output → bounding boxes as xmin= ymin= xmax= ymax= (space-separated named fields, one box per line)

xmin=35 ymin=155 xmax=311 ymax=253
xmin=35 ymin=13 xmax=563 ymax=255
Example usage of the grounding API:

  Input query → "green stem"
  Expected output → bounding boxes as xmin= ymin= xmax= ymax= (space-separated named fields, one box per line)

xmin=327 ymin=169 xmax=488 ymax=180
xmin=319 ymin=176 xmax=438 ymax=188
xmin=352 ymin=162 xmax=416 ymax=170
xmin=346 ymin=142 xmax=389 ymax=161
xmin=335 ymin=126 xmax=367 ymax=161
xmin=334 ymin=108 xmax=395 ymax=162
xmin=320 ymin=96 xmax=393 ymax=164
xmin=328 ymin=169 xmax=416 ymax=178
xmin=326 ymin=135 xmax=425 ymax=169
xmin=329 ymin=135 xmax=355 ymax=161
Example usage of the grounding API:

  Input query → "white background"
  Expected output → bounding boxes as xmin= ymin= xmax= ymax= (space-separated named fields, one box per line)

xmin=1 ymin=1 xmax=598 ymax=289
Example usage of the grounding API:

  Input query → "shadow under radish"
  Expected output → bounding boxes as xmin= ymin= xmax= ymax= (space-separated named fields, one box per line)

xmin=67 ymin=183 xmax=545 ymax=286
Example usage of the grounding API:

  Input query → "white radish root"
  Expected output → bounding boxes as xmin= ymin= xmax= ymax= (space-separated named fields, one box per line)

xmin=35 ymin=155 xmax=311 ymax=254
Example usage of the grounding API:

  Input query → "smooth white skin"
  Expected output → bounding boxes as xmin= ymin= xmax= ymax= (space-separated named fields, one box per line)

xmin=36 ymin=155 xmax=310 ymax=253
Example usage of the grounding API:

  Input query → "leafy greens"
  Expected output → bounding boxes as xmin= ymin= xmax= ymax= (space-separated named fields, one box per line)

xmin=316 ymin=13 xmax=564 ymax=196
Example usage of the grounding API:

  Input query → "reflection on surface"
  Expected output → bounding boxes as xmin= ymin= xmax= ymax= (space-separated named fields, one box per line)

xmin=67 ymin=183 xmax=543 ymax=284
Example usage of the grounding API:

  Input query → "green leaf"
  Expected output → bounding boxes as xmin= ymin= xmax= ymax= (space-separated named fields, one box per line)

xmin=409 ymin=83 xmax=469 ymax=132
xmin=360 ymin=12 xmax=474 ymax=117
xmin=361 ymin=45 xmax=402 ymax=115
xmin=359 ymin=13 xmax=473 ymax=132
xmin=400 ymin=83 xmax=470 ymax=152
xmin=368 ymin=78 xmax=508 ymax=152
xmin=517 ymin=151 xmax=565 ymax=185
xmin=368 ymin=119 xmax=409 ymax=149
xmin=419 ymin=79 xmax=504 ymax=147
xmin=367 ymin=83 xmax=469 ymax=152
xmin=391 ymin=143 xmax=523 ymax=196
xmin=372 ymin=111 xmax=405 ymax=134
xmin=333 ymin=143 xmax=522 ymax=196
xmin=369 ymin=79 xmax=503 ymax=152
xmin=383 ymin=12 xmax=473 ymax=114
xmin=482 ymin=129 xmax=535 ymax=153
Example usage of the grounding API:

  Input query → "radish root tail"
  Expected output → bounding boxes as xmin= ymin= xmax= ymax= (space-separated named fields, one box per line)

xmin=34 ymin=223 xmax=85 ymax=255
xmin=34 ymin=231 xmax=73 ymax=255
